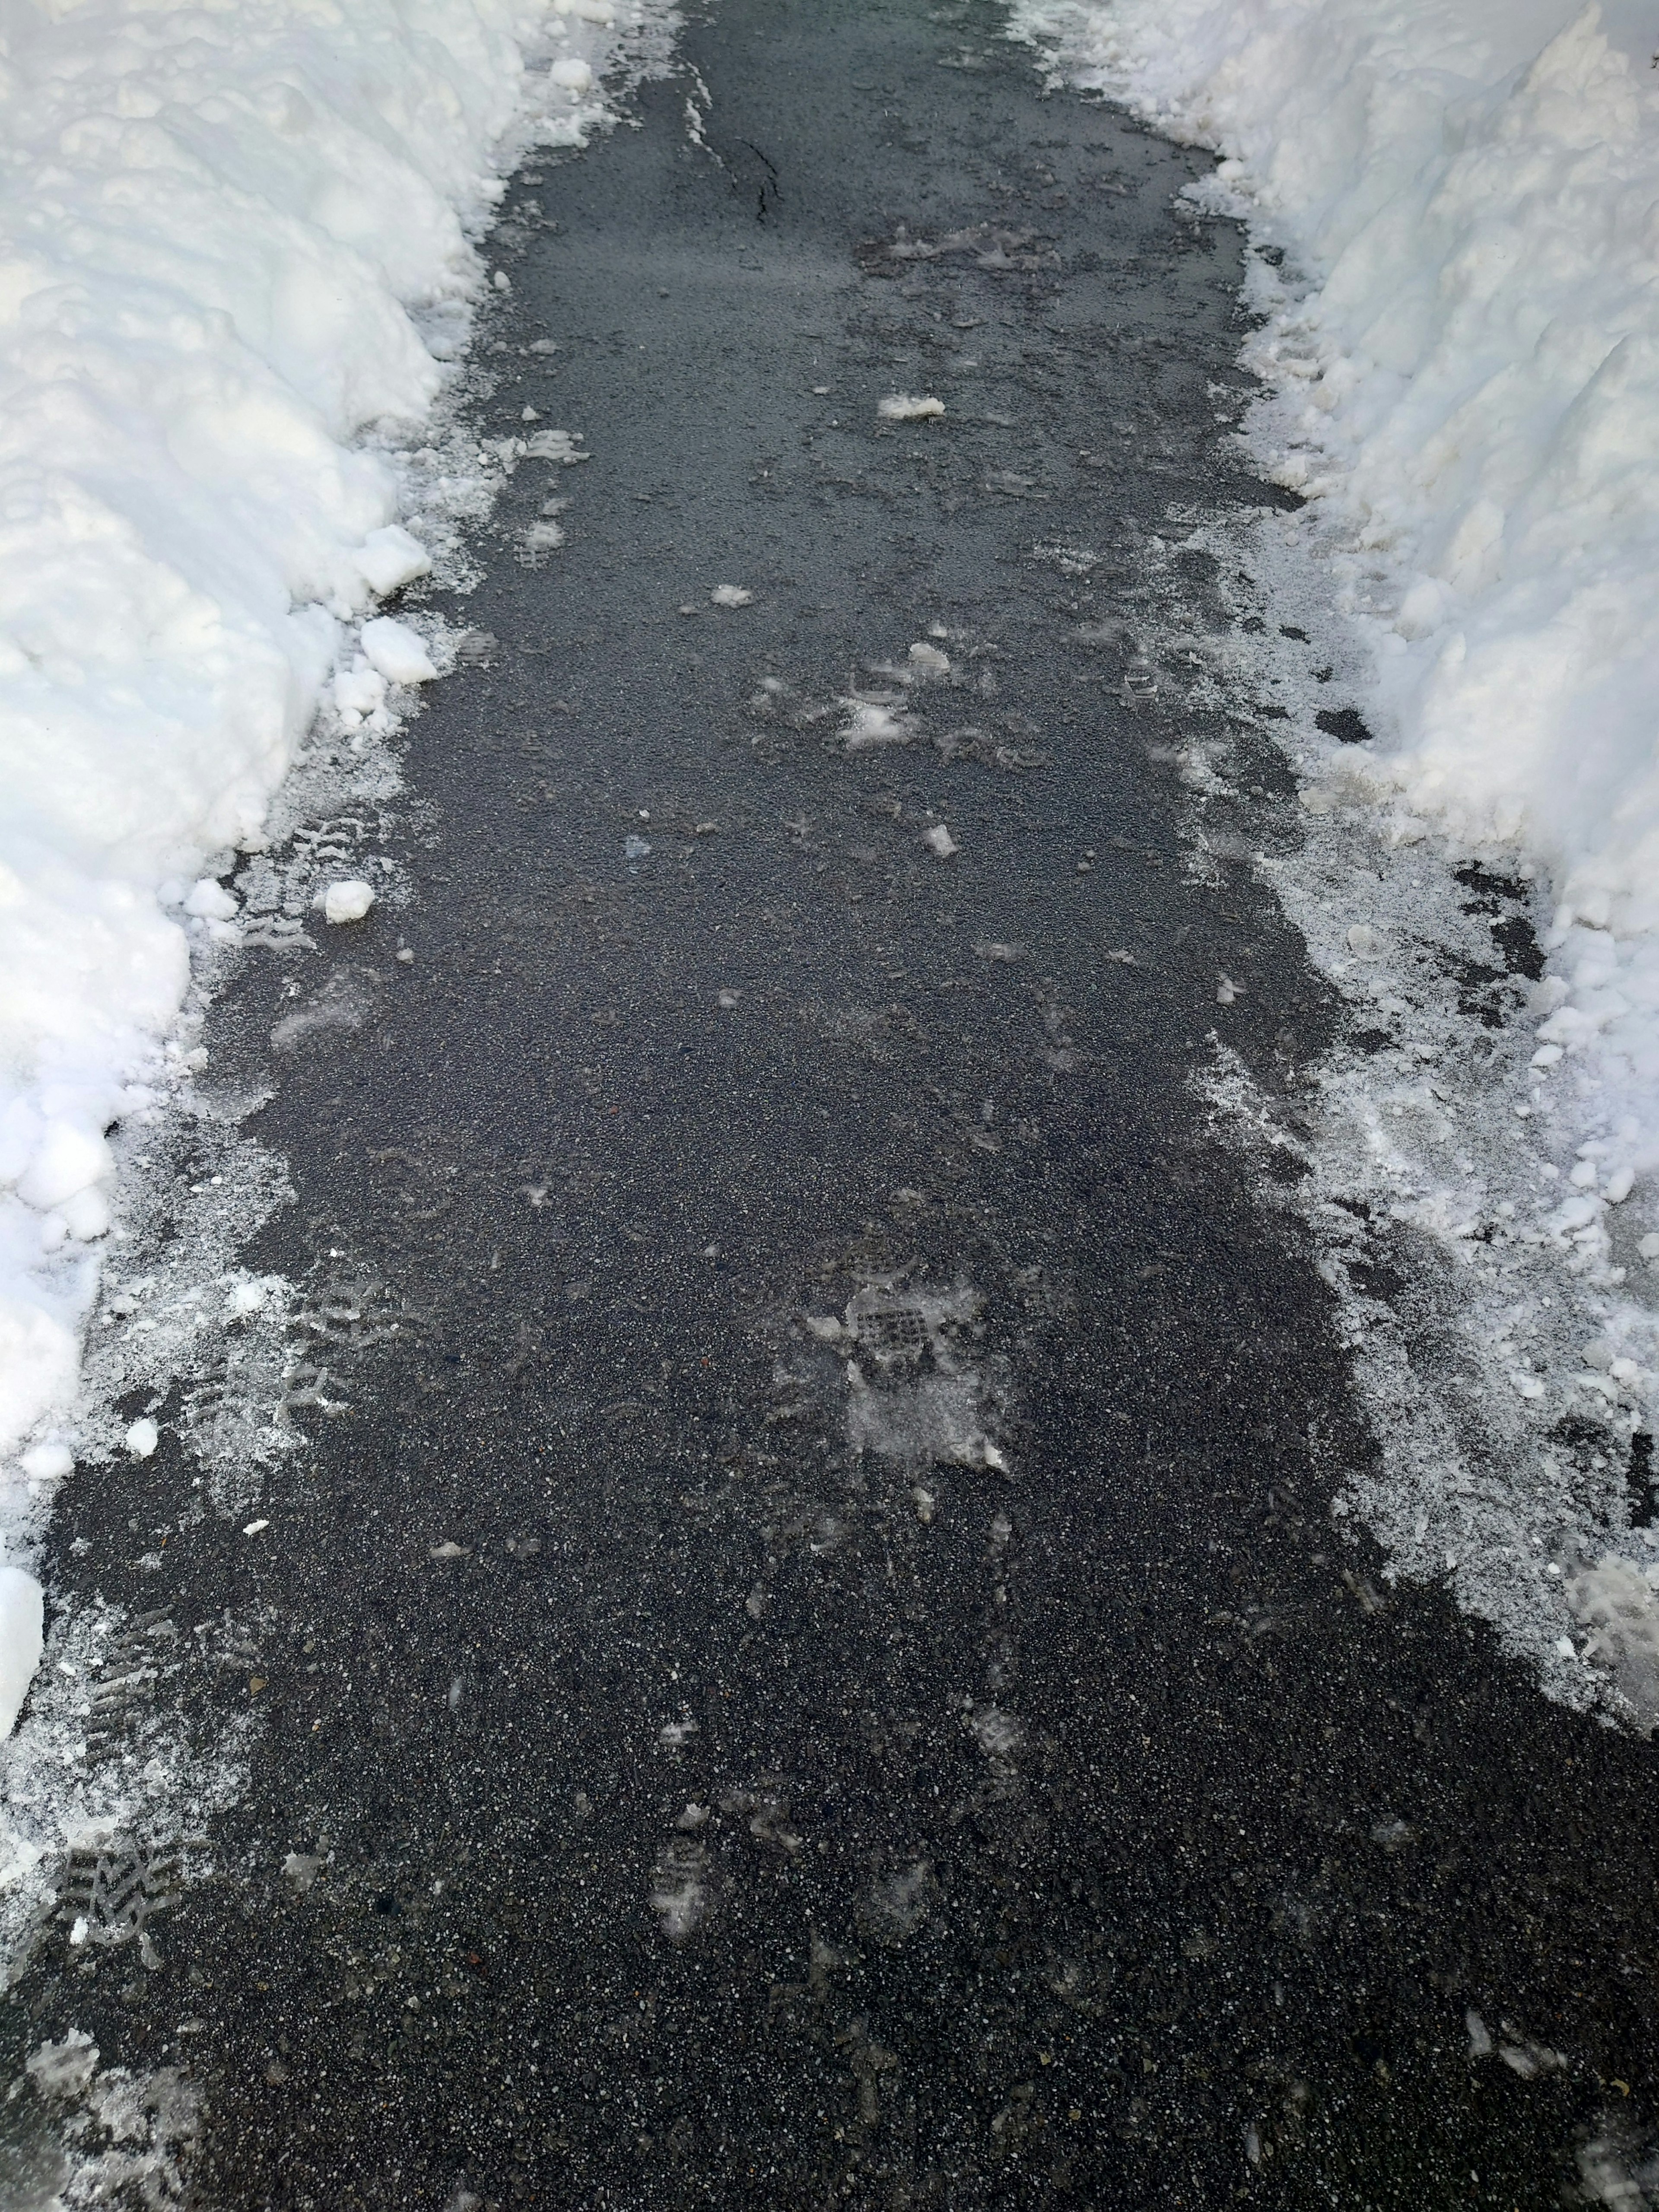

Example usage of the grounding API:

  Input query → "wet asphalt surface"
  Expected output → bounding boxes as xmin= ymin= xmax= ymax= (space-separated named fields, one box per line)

xmin=6 ymin=3 xmax=1659 ymax=2206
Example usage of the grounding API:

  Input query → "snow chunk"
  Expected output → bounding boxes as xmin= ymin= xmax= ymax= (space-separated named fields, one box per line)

xmin=353 ymin=525 xmax=431 ymax=598
xmin=124 ymin=1417 xmax=159 ymax=1459
xmin=525 ymin=429 xmax=589 ymax=464
xmin=21 ymin=1442 xmax=72 ymax=1482
xmin=0 ymin=1568 xmax=44 ymax=1737
xmin=879 ymin=394 xmax=945 ymax=421
xmin=0 ymin=1298 xmax=77 ymax=1458
xmin=333 ymin=661 xmax=388 ymax=718
xmin=26 ymin=2031 xmax=98 ymax=2099
xmin=710 ymin=585 xmax=753 ymax=607
xmin=550 ymin=57 xmax=594 ymax=93
xmin=60 ymin=1186 xmax=110 ymax=1243
xmin=922 ymin=823 xmax=960 ymax=859
xmin=322 ymin=880 xmax=376 ymax=926
xmin=359 ymin=618 xmax=436 ymax=686
xmin=184 ymin=879 xmax=238 ymax=922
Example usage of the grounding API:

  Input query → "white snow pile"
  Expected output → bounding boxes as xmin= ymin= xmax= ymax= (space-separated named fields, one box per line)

xmin=1012 ymin=0 xmax=1659 ymax=1716
xmin=0 ymin=0 xmax=641 ymax=1730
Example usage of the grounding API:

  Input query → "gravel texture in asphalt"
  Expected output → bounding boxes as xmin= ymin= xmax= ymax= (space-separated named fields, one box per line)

xmin=4 ymin=4 xmax=1657 ymax=2207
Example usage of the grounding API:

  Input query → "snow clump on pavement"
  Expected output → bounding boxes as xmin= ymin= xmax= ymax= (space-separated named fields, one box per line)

xmin=322 ymin=882 xmax=377 ymax=927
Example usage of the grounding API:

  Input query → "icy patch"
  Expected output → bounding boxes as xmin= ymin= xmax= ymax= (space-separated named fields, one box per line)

xmin=1576 ymin=2121 xmax=1659 ymax=2207
xmin=969 ymin=1703 xmax=1024 ymax=1763
xmin=1568 ymin=1557 xmax=1659 ymax=1728
xmin=26 ymin=2029 xmax=99 ymax=2101
xmin=858 ymin=1859 xmax=935 ymax=1942
xmin=878 ymin=394 xmax=946 ymax=422
xmin=841 ymin=701 xmax=914 ymax=754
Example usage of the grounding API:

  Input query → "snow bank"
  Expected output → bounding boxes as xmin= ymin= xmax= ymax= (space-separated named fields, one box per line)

xmin=1011 ymin=0 xmax=1659 ymax=1221
xmin=0 ymin=0 xmax=640 ymax=1721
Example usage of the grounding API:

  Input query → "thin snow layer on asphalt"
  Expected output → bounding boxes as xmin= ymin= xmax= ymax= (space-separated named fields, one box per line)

xmin=0 ymin=0 xmax=651 ymax=1713
xmin=1011 ymin=0 xmax=1659 ymax=1721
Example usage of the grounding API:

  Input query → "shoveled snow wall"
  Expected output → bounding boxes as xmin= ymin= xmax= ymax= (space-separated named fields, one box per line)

xmin=0 ymin=0 xmax=610 ymax=1468
xmin=1010 ymin=0 xmax=1659 ymax=1206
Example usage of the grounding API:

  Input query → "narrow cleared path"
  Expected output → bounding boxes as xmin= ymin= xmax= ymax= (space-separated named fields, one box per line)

xmin=6 ymin=4 xmax=1659 ymax=2207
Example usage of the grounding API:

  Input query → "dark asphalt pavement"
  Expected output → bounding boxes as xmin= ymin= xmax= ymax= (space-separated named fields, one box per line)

xmin=5 ymin=3 xmax=1659 ymax=2207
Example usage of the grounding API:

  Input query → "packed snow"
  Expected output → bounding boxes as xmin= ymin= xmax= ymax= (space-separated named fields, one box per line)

xmin=1013 ymin=0 xmax=1659 ymax=1716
